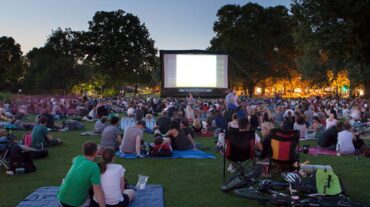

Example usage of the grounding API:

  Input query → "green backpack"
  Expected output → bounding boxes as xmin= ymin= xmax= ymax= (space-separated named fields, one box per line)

xmin=313 ymin=168 xmax=344 ymax=195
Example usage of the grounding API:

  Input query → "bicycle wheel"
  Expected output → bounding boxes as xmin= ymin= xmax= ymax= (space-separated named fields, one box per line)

xmin=337 ymin=200 xmax=369 ymax=207
xmin=221 ymin=173 xmax=247 ymax=192
xmin=244 ymin=164 xmax=263 ymax=180
xmin=234 ymin=188 xmax=273 ymax=203
xmin=318 ymin=196 xmax=369 ymax=207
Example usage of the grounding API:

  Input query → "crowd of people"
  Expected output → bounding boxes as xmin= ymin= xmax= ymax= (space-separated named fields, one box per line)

xmin=1 ymin=91 xmax=370 ymax=206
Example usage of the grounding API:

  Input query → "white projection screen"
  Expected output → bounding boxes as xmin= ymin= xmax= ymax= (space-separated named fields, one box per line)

xmin=163 ymin=54 xmax=228 ymax=88
xmin=160 ymin=50 xmax=229 ymax=97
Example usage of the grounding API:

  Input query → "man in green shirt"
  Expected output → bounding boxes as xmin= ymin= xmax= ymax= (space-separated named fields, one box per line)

xmin=58 ymin=142 xmax=106 ymax=207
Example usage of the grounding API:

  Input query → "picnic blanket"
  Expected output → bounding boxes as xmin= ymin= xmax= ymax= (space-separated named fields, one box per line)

xmin=16 ymin=185 xmax=164 ymax=207
xmin=80 ymin=131 xmax=100 ymax=136
xmin=116 ymin=149 xmax=216 ymax=159
xmin=308 ymin=147 xmax=338 ymax=156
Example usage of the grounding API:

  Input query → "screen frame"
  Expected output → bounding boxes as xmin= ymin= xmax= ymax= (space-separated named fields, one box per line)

xmin=160 ymin=50 xmax=229 ymax=97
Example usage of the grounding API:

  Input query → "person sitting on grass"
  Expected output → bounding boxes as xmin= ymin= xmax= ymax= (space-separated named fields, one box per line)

xmin=120 ymin=108 xmax=136 ymax=131
xmin=326 ymin=113 xmax=338 ymax=130
xmin=317 ymin=122 xmax=343 ymax=150
xmin=90 ymin=148 xmax=135 ymax=207
xmin=57 ymin=142 xmax=106 ymax=207
xmin=228 ymin=113 xmax=239 ymax=129
xmin=119 ymin=120 xmax=146 ymax=157
xmin=144 ymin=113 xmax=156 ymax=134
xmin=337 ymin=121 xmax=355 ymax=154
xmin=307 ymin=116 xmax=325 ymax=139
xmin=95 ymin=116 xmax=108 ymax=134
xmin=294 ymin=115 xmax=307 ymax=139
xmin=163 ymin=120 xmax=196 ymax=150
xmin=31 ymin=116 xmax=63 ymax=149
xmin=100 ymin=116 xmax=122 ymax=150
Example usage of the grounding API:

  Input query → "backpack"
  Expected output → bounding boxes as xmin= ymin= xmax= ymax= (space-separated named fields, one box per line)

xmin=33 ymin=148 xmax=49 ymax=159
xmin=9 ymin=142 xmax=36 ymax=174
xmin=312 ymin=169 xmax=344 ymax=196
xmin=22 ymin=133 xmax=33 ymax=147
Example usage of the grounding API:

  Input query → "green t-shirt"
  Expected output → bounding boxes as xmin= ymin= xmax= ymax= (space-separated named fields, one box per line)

xmin=57 ymin=155 xmax=101 ymax=206
xmin=31 ymin=124 xmax=48 ymax=149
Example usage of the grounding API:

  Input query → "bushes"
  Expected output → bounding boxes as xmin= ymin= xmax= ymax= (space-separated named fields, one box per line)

xmin=0 ymin=92 xmax=11 ymax=102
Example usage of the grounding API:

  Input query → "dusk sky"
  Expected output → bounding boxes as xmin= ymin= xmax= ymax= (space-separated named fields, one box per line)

xmin=0 ymin=0 xmax=291 ymax=53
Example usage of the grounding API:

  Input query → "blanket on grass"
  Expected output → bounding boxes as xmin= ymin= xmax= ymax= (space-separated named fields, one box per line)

xmin=16 ymin=185 xmax=164 ymax=207
xmin=116 ymin=149 xmax=216 ymax=159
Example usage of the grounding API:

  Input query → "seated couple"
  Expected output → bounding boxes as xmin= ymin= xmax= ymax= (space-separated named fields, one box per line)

xmin=58 ymin=142 xmax=134 ymax=207
xmin=100 ymin=118 xmax=147 ymax=158
xmin=317 ymin=121 xmax=369 ymax=155
xmin=161 ymin=120 xmax=197 ymax=151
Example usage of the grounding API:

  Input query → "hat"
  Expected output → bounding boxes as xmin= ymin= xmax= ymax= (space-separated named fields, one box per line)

xmin=127 ymin=108 xmax=135 ymax=116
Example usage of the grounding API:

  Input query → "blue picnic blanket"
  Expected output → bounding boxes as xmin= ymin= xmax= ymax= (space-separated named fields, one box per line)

xmin=16 ymin=185 xmax=164 ymax=207
xmin=116 ymin=149 xmax=216 ymax=159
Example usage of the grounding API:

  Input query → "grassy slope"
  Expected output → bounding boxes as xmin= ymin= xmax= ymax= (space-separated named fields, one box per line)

xmin=0 ymin=120 xmax=369 ymax=207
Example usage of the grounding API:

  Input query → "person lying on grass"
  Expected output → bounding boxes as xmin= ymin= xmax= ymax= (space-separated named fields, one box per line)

xmin=90 ymin=148 xmax=135 ymax=207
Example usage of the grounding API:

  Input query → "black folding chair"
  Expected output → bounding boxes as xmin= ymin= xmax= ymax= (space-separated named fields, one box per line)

xmin=221 ymin=128 xmax=262 ymax=192
xmin=267 ymin=129 xmax=300 ymax=177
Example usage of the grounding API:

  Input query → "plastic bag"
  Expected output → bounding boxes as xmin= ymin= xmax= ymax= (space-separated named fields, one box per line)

xmin=136 ymin=174 xmax=149 ymax=190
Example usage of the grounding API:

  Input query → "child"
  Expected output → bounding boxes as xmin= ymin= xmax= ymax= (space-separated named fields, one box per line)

xmin=150 ymin=134 xmax=172 ymax=157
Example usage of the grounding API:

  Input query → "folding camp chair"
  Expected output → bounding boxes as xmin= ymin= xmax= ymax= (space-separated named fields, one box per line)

xmin=268 ymin=128 xmax=300 ymax=177
xmin=0 ymin=137 xmax=10 ymax=170
xmin=221 ymin=128 xmax=262 ymax=192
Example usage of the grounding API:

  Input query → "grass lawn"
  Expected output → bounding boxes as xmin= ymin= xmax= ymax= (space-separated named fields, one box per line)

xmin=1 ymin=119 xmax=370 ymax=207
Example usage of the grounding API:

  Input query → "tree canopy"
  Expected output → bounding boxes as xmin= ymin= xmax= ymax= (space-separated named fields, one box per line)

xmin=291 ymin=0 xmax=370 ymax=96
xmin=209 ymin=3 xmax=295 ymax=96
xmin=0 ymin=36 xmax=23 ymax=91
xmin=3 ymin=9 xmax=158 ymax=94
xmin=85 ymin=10 xmax=157 ymax=87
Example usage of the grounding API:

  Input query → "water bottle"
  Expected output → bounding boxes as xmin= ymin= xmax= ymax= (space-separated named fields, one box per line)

xmin=300 ymin=165 xmax=333 ymax=174
xmin=15 ymin=168 xmax=25 ymax=174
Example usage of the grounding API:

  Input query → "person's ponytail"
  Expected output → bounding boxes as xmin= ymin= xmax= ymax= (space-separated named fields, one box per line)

xmin=98 ymin=148 xmax=115 ymax=174
xmin=99 ymin=161 xmax=108 ymax=174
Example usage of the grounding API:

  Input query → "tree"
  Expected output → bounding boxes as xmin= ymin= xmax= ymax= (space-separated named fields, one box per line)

xmin=291 ymin=0 xmax=370 ymax=97
xmin=85 ymin=10 xmax=158 ymax=87
xmin=0 ymin=36 xmax=24 ymax=91
xmin=24 ymin=29 xmax=89 ymax=93
xmin=209 ymin=3 xmax=295 ymax=97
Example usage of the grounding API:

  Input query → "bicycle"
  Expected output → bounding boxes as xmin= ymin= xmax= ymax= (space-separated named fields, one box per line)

xmin=234 ymin=177 xmax=369 ymax=207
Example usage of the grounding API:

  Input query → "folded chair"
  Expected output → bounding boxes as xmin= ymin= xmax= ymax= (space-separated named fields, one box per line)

xmin=0 ymin=136 xmax=10 ymax=170
xmin=221 ymin=128 xmax=262 ymax=192
xmin=268 ymin=129 xmax=300 ymax=177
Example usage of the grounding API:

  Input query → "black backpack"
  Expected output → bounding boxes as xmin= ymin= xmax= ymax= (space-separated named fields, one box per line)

xmin=9 ymin=142 xmax=36 ymax=174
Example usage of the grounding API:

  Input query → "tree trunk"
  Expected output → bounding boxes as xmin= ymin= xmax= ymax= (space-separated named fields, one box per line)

xmin=365 ymin=80 xmax=370 ymax=99
xmin=248 ymin=83 xmax=255 ymax=98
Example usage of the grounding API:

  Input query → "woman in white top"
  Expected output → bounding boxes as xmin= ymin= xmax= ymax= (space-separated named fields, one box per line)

xmin=337 ymin=122 xmax=355 ymax=154
xmin=325 ymin=113 xmax=338 ymax=130
xmin=294 ymin=115 xmax=307 ymax=139
xmin=92 ymin=148 xmax=135 ymax=207
xmin=228 ymin=113 xmax=239 ymax=129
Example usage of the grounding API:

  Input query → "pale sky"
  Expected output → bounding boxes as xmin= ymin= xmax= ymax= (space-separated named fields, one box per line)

xmin=0 ymin=0 xmax=291 ymax=54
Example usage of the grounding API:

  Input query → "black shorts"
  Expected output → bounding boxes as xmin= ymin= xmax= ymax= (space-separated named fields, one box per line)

xmin=90 ymin=193 xmax=130 ymax=207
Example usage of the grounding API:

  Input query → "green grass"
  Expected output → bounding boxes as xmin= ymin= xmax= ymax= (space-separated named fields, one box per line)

xmin=1 ymin=120 xmax=370 ymax=207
